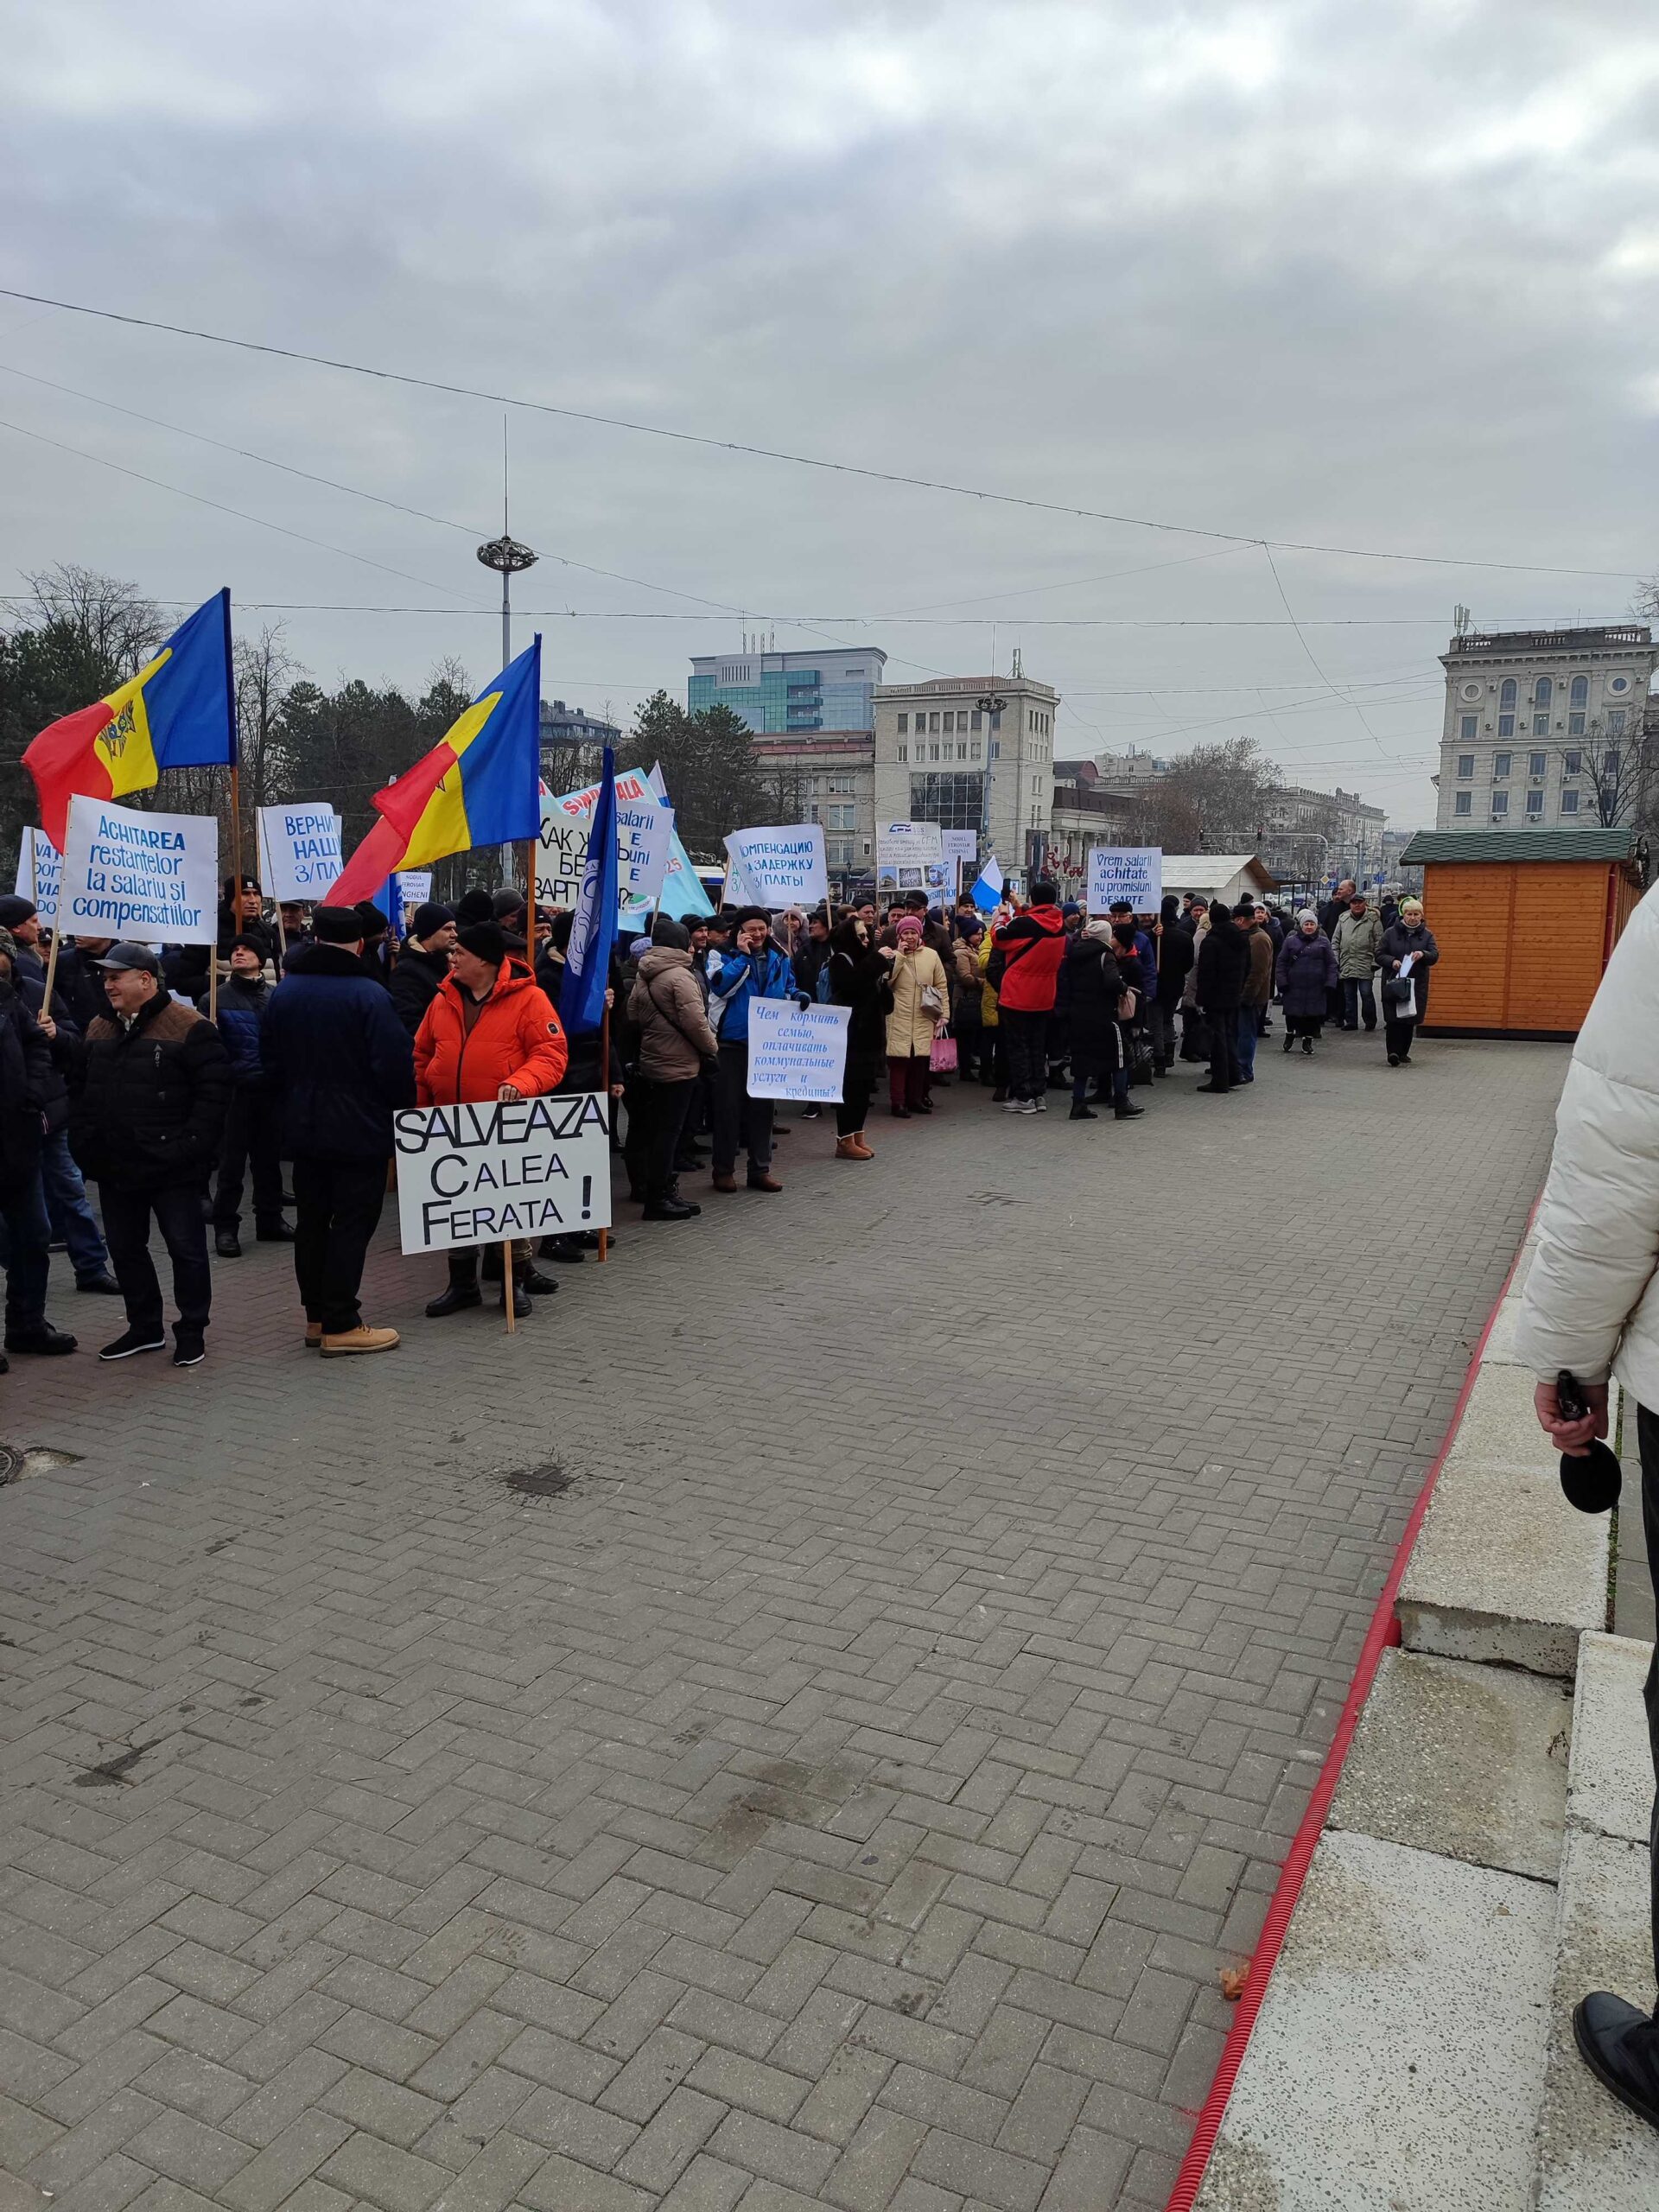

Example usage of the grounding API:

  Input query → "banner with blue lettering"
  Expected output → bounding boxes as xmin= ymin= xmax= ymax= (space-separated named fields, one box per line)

xmin=59 ymin=795 xmax=219 ymax=945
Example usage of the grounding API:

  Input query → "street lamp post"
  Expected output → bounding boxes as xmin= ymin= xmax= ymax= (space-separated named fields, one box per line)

xmin=476 ymin=528 xmax=537 ymax=886
xmin=976 ymin=692 xmax=1007 ymax=862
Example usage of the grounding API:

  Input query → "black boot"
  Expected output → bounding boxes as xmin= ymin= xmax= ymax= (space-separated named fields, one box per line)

xmin=1068 ymin=1103 xmax=1097 ymax=1121
xmin=1573 ymin=1994 xmax=1659 ymax=2134
xmin=215 ymin=1229 xmax=242 ymax=1258
xmin=1114 ymin=1101 xmax=1145 ymax=1119
xmin=517 ymin=1268 xmax=560 ymax=1296
xmin=425 ymin=1283 xmax=483 ymax=1318
xmin=643 ymin=1197 xmax=700 ymax=1220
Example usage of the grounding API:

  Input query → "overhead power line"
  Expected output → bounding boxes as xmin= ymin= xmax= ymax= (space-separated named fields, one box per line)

xmin=0 ymin=284 xmax=1643 ymax=582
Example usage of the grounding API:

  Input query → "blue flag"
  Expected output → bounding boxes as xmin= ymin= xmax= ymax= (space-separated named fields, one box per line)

xmin=563 ymin=746 xmax=618 ymax=1038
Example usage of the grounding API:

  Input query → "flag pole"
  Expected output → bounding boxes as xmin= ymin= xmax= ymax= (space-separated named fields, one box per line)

xmin=41 ymin=810 xmax=66 ymax=1021
xmin=598 ymin=998 xmax=610 ymax=1263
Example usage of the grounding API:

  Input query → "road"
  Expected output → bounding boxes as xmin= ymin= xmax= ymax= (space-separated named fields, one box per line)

xmin=0 ymin=1031 xmax=1567 ymax=2211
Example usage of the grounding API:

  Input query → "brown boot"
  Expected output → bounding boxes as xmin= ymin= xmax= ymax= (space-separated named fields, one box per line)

xmin=304 ymin=1320 xmax=322 ymax=1349
xmin=834 ymin=1136 xmax=864 ymax=1160
xmin=850 ymin=1133 xmax=874 ymax=1159
xmin=320 ymin=1325 xmax=400 ymax=1357
xmin=713 ymin=1171 xmax=738 ymax=1192
xmin=747 ymin=1172 xmax=783 ymax=1192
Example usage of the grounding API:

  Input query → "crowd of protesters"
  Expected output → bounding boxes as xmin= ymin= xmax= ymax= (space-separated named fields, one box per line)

xmin=0 ymin=867 xmax=1435 ymax=1372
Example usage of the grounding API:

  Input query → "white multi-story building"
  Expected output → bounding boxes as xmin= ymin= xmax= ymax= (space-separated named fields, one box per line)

xmin=873 ymin=671 xmax=1058 ymax=873
xmin=1434 ymin=624 xmax=1656 ymax=830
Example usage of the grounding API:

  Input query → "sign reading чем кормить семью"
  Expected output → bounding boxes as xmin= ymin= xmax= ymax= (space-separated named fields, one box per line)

xmin=393 ymin=1091 xmax=614 ymax=1253
xmin=745 ymin=1000 xmax=850 ymax=1103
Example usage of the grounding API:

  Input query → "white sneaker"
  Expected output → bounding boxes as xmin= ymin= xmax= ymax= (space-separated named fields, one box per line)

xmin=1015 ymin=1099 xmax=1039 ymax=1115
xmin=1033 ymin=1096 xmax=1048 ymax=1112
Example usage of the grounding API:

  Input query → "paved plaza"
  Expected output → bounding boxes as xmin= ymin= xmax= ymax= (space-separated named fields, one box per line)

xmin=0 ymin=1034 xmax=1568 ymax=2212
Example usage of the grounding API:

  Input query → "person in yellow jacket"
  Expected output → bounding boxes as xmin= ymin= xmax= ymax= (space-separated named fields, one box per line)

xmin=883 ymin=914 xmax=949 ymax=1117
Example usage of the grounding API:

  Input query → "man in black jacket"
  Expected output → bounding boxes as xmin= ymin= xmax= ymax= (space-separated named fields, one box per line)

xmin=1194 ymin=902 xmax=1252 ymax=1095
xmin=264 ymin=906 xmax=415 ymax=1356
xmin=0 ymin=954 xmax=76 ymax=1363
xmin=1151 ymin=897 xmax=1193 ymax=1074
xmin=388 ymin=902 xmax=456 ymax=1038
xmin=67 ymin=943 xmax=231 ymax=1365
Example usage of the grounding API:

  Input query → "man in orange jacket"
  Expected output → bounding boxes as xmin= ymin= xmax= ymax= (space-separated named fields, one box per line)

xmin=412 ymin=921 xmax=569 ymax=1319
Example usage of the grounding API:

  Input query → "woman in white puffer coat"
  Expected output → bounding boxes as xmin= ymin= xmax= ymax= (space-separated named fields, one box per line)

xmin=1515 ymin=875 xmax=1659 ymax=2133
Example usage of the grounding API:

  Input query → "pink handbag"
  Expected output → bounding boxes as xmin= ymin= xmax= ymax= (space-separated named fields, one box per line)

xmin=930 ymin=1034 xmax=958 ymax=1073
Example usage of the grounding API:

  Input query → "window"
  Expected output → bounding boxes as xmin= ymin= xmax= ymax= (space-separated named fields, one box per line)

xmin=1569 ymin=713 xmax=1586 ymax=737
xmin=1500 ymin=678 xmax=1516 ymax=709
xmin=1459 ymin=715 xmax=1478 ymax=741
xmin=1498 ymin=714 xmax=1515 ymax=738
xmin=970 ymin=741 xmax=981 ymax=760
xmin=1526 ymin=789 xmax=1544 ymax=817
xmin=1529 ymin=751 xmax=1547 ymax=776
xmin=1535 ymin=677 xmax=1552 ymax=708
xmin=1608 ymin=709 xmax=1627 ymax=736
xmin=897 ymin=745 xmax=906 ymax=763
xmin=990 ymin=740 xmax=1000 ymax=759
xmin=1454 ymin=790 xmax=1472 ymax=816
xmin=969 ymin=710 xmax=982 ymax=732
xmin=827 ymin=774 xmax=855 ymax=794
xmin=1563 ymin=749 xmax=1582 ymax=775
xmin=1605 ymin=748 xmax=1620 ymax=772
xmin=1491 ymin=791 xmax=1510 ymax=817
xmin=1533 ymin=714 xmax=1549 ymax=737
xmin=908 ymin=772 xmax=984 ymax=830
xmin=844 ymin=667 xmax=864 ymax=677
xmin=929 ymin=712 xmax=941 ymax=734
xmin=957 ymin=742 xmax=967 ymax=760
xmin=897 ymin=713 xmax=908 ymax=734
xmin=1457 ymin=753 xmax=1474 ymax=779
xmin=1571 ymin=676 xmax=1588 ymax=709
xmin=827 ymin=804 xmax=855 ymax=830
xmin=930 ymin=743 xmax=940 ymax=761
xmin=1561 ymin=788 xmax=1580 ymax=815
xmin=1493 ymin=752 xmax=1511 ymax=779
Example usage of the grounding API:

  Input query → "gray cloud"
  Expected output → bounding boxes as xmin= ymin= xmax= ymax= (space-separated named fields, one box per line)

xmin=4 ymin=0 xmax=1658 ymax=817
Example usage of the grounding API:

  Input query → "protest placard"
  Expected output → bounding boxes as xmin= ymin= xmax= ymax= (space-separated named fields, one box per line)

xmin=397 ymin=870 xmax=434 ymax=909
xmin=1087 ymin=846 xmax=1163 ymax=914
xmin=539 ymin=764 xmax=677 ymax=930
xmin=723 ymin=825 xmax=828 ymax=911
xmin=60 ymin=797 xmax=219 ymax=944
xmin=745 ymin=999 xmax=850 ymax=1103
xmin=875 ymin=819 xmax=944 ymax=890
xmin=940 ymin=829 xmax=978 ymax=891
xmin=14 ymin=829 xmax=62 ymax=925
xmin=257 ymin=804 xmax=343 ymax=901
xmin=393 ymin=1090 xmax=613 ymax=1253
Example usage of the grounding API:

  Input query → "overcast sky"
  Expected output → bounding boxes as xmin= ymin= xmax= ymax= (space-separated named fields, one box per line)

xmin=4 ymin=0 xmax=1658 ymax=824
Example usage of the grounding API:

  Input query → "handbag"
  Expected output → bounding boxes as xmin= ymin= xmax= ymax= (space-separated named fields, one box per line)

xmin=1116 ymin=986 xmax=1139 ymax=1022
xmin=920 ymin=983 xmax=945 ymax=1017
xmin=930 ymin=1033 xmax=958 ymax=1073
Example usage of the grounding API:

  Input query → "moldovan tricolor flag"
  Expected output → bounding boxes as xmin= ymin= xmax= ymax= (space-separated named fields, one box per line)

xmin=328 ymin=636 xmax=543 ymax=906
xmin=24 ymin=589 xmax=236 ymax=852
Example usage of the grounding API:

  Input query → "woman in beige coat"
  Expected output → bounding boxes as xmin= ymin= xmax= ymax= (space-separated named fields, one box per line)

xmin=884 ymin=913 xmax=948 ymax=1116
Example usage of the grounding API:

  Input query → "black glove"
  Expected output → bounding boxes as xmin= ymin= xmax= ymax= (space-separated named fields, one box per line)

xmin=794 ymin=992 xmax=813 ymax=1011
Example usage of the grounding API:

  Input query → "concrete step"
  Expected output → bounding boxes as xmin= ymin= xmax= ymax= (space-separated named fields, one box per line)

xmin=1328 ymin=1646 xmax=1571 ymax=1881
xmin=1192 ymin=1828 xmax=1555 ymax=2212
xmin=1396 ymin=1363 xmax=1609 ymax=1677
xmin=1532 ymin=1630 xmax=1659 ymax=2210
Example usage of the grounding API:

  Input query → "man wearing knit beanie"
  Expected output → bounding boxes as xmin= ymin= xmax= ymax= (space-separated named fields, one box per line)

xmin=390 ymin=903 xmax=455 ymax=1039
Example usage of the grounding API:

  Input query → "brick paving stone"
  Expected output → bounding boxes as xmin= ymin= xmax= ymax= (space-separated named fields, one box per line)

xmin=0 ymin=1040 xmax=1565 ymax=2208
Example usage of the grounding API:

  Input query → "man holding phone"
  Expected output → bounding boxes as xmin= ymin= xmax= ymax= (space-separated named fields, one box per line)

xmin=1517 ymin=883 xmax=1659 ymax=2135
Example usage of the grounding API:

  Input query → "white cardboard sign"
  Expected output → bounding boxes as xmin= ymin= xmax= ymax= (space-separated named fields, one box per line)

xmin=723 ymin=825 xmax=828 ymax=911
xmin=538 ymin=765 xmax=664 ymax=928
xmin=257 ymin=804 xmax=343 ymax=901
xmin=15 ymin=829 xmax=62 ymax=925
xmin=745 ymin=1000 xmax=850 ymax=1103
xmin=1087 ymin=846 xmax=1163 ymax=914
xmin=393 ymin=1090 xmax=613 ymax=1252
xmin=60 ymin=797 xmax=219 ymax=945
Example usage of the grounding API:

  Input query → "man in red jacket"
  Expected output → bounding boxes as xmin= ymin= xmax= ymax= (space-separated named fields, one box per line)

xmin=992 ymin=879 xmax=1066 ymax=1113
xmin=413 ymin=922 xmax=569 ymax=1319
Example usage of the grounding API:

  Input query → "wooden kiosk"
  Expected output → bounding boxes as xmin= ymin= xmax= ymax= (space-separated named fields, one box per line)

xmin=1397 ymin=828 xmax=1647 ymax=1039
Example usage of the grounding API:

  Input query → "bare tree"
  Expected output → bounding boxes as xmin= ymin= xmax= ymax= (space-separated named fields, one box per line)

xmin=1573 ymin=715 xmax=1657 ymax=830
xmin=1132 ymin=735 xmax=1281 ymax=850
xmin=22 ymin=563 xmax=166 ymax=676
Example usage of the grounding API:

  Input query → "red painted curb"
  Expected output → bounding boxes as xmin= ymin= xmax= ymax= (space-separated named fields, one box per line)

xmin=1162 ymin=1205 xmax=1538 ymax=2212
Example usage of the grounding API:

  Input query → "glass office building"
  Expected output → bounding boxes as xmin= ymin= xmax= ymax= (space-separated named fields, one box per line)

xmin=689 ymin=647 xmax=887 ymax=733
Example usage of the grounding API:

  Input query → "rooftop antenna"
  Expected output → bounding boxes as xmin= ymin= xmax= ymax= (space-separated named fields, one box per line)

xmin=1453 ymin=603 xmax=1471 ymax=638
xmin=1011 ymin=645 xmax=1024 ymax=679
